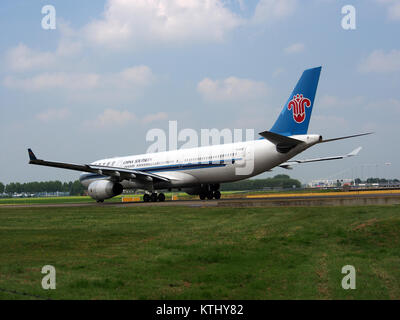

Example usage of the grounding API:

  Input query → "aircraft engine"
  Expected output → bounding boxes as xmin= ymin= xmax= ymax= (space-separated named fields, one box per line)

xmin=88 ymin=180 xmax=123 ymax=201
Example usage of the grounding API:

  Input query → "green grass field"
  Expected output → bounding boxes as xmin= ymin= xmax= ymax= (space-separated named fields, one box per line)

xmin=0 ymin=204 xmax=399 ymax=299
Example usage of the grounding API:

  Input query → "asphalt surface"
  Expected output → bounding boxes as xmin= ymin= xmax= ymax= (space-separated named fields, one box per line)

xmin=3 ymin=192 xmax=400 ymax=208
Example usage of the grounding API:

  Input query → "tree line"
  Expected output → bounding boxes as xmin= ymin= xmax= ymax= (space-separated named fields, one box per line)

xmin=0 ymin=180 xmax=85 ymax=195
xmin=1 ymin=175 xmax=300 ymax=195
xmin=220 ymin=174 xmax=302 ymax=191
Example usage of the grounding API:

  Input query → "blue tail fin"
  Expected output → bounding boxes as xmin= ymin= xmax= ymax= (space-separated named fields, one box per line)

xmin=270 ymin=66 xmax=321 ymax=136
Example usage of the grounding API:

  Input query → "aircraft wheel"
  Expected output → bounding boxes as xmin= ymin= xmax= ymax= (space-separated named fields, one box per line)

xmin=199 ymin=193 xmax=206 ymax=200
xmin=96 ymin=199 xmax=104 ymax=203
xmin=206 ymin=191 xmax=214 ymax=200
xmin=150 ymin=193 xmax=158 ymax=202
xmin=213 ymin=190 xmax=221 ymax=199
xmin=158 ymin=193 xmax=165 ymax=202
xmin=143 ymin=194 xmax=150 ymax=202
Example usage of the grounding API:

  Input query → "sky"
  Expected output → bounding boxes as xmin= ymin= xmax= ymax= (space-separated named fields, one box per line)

xmin=0 ymin=0 xmax=399 ymax=185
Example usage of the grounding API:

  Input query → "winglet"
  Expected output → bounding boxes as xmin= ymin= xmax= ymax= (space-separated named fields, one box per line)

xmin=347 ymin=146 xmax=362 ymax=157
xmin=28 ymin=148 xmax=37 ymax=161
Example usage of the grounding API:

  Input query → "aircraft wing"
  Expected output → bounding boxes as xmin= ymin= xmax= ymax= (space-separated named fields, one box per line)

xmin=278 ymin=147 xmax=362 ymax=170
xmin=27 ymin=148 xmax=170 ymax=182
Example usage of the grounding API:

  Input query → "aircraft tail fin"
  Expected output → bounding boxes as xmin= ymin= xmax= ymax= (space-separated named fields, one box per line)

xmin=270 ymin=67 xmax=321 ymax=136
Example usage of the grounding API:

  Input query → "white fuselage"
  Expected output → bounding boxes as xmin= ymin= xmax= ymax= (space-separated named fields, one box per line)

xmin=79 ymin=134 xmax=321 ymax=191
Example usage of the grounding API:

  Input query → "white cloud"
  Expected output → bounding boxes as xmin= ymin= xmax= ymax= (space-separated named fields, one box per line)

xmin=236 ymin=0 xmax=246 ymax=11
xmin=36 ymin=108 xmax=70 ymax=122
xmin=3 ymin=65 xmax=155 ymax=92
xmin=366 ymin=98 xmax=400 ymax=113
xmin=315 ymin=95 xmax=400 ymax=129
xmin=83 ymin=0 xmax=243 ymax=49
xmin=5 ymin=44 xmax=56 ymax=72
xmin=4 ymin=72 xmax=99 ymax=91
xmin=111 ymin=66 xmax=155 ymax=88
xmin=197 ymin=76 xmax=268 ymax=102
xmin=142 ymin=112 xmax=168 ymax=124
xmin=284 ymin=42 xmax=305 ymax=54
xmin=311 ymin=115 xmax=348 ymax=131
xmin=56 ymin=38 xmax=83 ymax=57
xmin=80 ymin=0 xmax=300 ymax=50
xmin=318 ymin=95 xmax=365 ymax=109
xmin=4 ymin=0 xmax=299 ymax=64
xmin=376 ymin=0 xmax=400 ymax=21
xmin=358 ymin=49 xmax=400 ymax=73
xmin=5 ymin=24 xmax=82 ymax=73
xmin=85 ymin=109 xmax=136 ymax=128
xmin=55 ymin=21 xmax=83 ymax=56
xmin=272 ymin=68 xmax=285 ymax=77
xmin=252 ymin=0 xmax=297 ymax=24
xmin=388 ymin=3 xmax=400 ymax=20
xmin=84 ymin=109 xmax=169 ymax=129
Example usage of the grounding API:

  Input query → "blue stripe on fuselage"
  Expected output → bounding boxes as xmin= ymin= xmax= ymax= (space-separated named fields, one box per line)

xmin=79 ymin=159 xmax=241 ymax=182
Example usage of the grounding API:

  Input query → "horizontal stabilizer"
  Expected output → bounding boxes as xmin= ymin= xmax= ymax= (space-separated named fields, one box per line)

xmin=259 ymin=130 xmax=303 ymax=145
xmin=259 ymin=130 xmax=304 ymax=153
xmin=279 ymin=164 xmax=293 ymax=170
xmin=320 ymin=132 xmax=373 ymax=143
xmin=279 ymin=146 xmax=362 ymax=169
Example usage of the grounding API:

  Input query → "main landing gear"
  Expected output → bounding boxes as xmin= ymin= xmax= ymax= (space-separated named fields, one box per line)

xmin=143 ymin=192 xmax=165 ymax=202
xmin=199 ymin=190 xmax=221 ymax=200
xmin=199 ymin=184 xmax=221 ymax=200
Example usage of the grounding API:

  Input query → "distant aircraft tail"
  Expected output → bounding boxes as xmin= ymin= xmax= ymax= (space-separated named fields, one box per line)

xmin=270 ymin=66 xmax=321 ymax=136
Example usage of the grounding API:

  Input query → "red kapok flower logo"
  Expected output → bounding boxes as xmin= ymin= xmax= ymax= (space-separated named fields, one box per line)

xmin=288 ymin=94 xmax=311 ymax=123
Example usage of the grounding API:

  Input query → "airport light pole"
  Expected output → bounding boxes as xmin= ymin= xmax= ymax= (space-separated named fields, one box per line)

xmin=385 ymin=162 xmax=391 ymax=188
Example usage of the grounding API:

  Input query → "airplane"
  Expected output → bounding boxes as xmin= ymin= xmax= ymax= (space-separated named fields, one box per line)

xmin=28 ymin=67 xmax=372 ymax=203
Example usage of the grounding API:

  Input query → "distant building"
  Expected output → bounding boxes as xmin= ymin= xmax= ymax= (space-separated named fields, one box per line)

xmin=308 ymin=179 xmax=400 ymax=189
xmin=9 ymin=191 xmax=71 ymax=198
xmin=308 ymin=179 xmax=354 ymax=188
